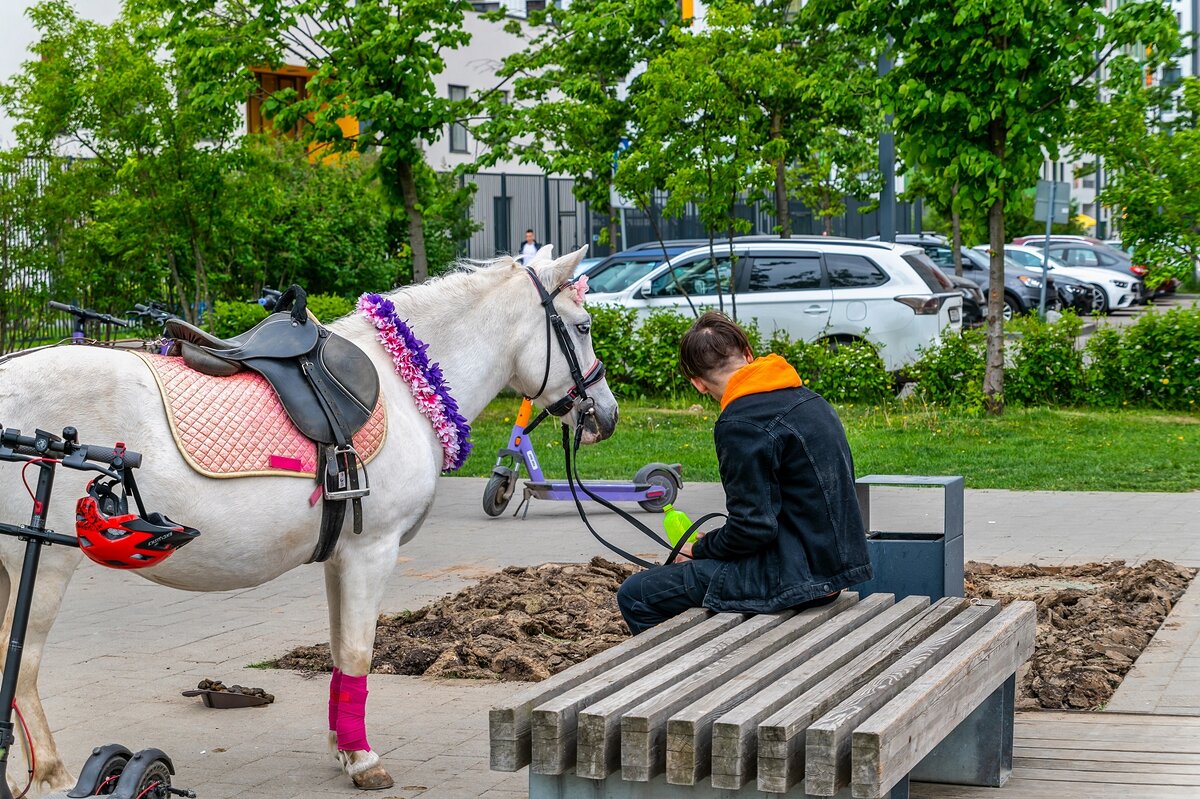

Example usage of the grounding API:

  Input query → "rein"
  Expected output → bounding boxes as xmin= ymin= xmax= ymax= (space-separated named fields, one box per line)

xmin=523 ymin=266 xmax=723 ymax=569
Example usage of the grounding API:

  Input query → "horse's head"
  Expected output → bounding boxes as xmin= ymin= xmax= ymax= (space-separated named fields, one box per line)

xmin=512 ymin=245 xmax=618 ymax=445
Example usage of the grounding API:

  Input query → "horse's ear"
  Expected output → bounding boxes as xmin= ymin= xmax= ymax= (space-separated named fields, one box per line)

xmin=528 ymin=244 xmax=556 ymax=267
xmin=540 ymin=245 xmax=588 ymax=289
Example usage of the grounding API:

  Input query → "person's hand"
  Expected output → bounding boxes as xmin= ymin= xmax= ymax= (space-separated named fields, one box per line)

xmin=676 ymin=542 xmax=695 ymax=560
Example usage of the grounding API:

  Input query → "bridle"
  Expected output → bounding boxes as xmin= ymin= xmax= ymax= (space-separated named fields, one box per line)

xmin=522 ymin=267 xmax=724 ymax=569
xmin=524 ymin=267 xmax=606 ymax=419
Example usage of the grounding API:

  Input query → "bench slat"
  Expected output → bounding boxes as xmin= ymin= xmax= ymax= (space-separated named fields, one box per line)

xmin=756 ymin=597 xmax=981 ymax=794
xmin=621 ymin=594 xmax=861 ymax=782
xmin=803 ymin=599 xmax=1001 ymax=796
xmin=489 ymin=606 xmax=709 ymax=770
xmin=663 ymin=593 xmax=875 ymax=787
xmin=529 ymin=610 xmax=741 ymax=775
xmin=710 ymin=595 xmax=928 ymax=790
xmin=850 ymin=601 xmax=1037 ymax=799
xmin=575 ymin=612 xmax=793 ymax=780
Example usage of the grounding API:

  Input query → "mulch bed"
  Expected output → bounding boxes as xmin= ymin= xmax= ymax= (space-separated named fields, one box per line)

xmin=272 ymin=556 xmax=1195 ymax=710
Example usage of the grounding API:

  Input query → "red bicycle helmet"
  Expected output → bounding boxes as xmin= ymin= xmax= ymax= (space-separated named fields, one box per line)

xmin=75 ymin=478 xmax=200 ymax=570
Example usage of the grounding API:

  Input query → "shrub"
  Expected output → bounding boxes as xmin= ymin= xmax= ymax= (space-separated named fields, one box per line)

xmin=1006 ymin=311 xmax=1085 ymax=407
xmin=1082 ymin=326 xmax=1125 ymax=407
xmin=209 ymin=293 xmax=354 ymax=339
xmin=623 ymin=308 xmax=696 ymax=398
xmin=905 ymin=327 xmax=988 ymax=411
xmin=210 ymin=301 xmax=267 ymax=339
xmin=1092 ymin=307 xmax=1200 ymax=411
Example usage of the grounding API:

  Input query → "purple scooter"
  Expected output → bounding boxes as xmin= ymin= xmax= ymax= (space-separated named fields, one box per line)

xmin=483 ymin=397 xmax=682 ymax=517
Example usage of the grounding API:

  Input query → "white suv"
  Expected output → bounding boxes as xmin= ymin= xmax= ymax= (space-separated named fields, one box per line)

xmin=588 ymin=238 xmax=962 ymax=372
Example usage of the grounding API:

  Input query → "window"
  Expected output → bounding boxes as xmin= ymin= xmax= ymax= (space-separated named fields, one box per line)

xmin=650 ymin=257 xmax=732 ymax=297
xmin=747 ymin=256 xmax=823 ymax=291
xmin=247 ymin=67 xmax=311 ymax=138
xmin=921 ymin=246 xmax=956 ymax=269
xmin=902 ymin=253 xmax=955 ymax=291
xmin=1060 ymin=247 xmax=1099 ymax=267
xmin=827 ymin=254 xmax=889 ymax=288
xmin=448 ymin=85 xmax=468 ymax=153
xmin=587 ymin=257 xmax=661 ymax=294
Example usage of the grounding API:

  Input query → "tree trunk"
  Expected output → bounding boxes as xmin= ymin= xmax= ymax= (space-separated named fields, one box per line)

xmin=951 ymin=182 xmax=963 ymax=276
xmin=771 ymin=111 xmax=790 ymax=237
xmin=396 ymin=160 xmax=428 ymax=283
xmin=983 ymin=194 xmax=1006 ymax=415
xmin=608 ymin=204 xmax=620 ymax=255
xmin=822 ymin=188 xmax=834 ymax=235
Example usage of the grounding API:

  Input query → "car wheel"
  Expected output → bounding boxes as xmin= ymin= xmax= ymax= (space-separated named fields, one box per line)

xmin=1002 ymin=293 xmax=1022 ymax=321
xmin=1089 ymin=284 xmax=1109 ymax=315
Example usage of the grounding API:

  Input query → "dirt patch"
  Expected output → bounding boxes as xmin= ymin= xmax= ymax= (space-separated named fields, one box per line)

xmin=273 ymin=558 xmax=636 ymax=680
xmin=967 ymin=559 xmax=1195 ymax=710
xmin=272 ymin=558 xmax=1194 ymax=711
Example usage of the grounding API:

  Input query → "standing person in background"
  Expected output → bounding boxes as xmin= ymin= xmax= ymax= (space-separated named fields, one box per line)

xmin=519 ymin=229 xmax=541 ymax=264
xmin=616 ymin=311 xmax=872 ymax=634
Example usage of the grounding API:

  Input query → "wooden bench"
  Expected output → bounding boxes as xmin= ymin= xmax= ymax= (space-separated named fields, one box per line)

xmin=489 ymin=592 xmax=1035 ymax=798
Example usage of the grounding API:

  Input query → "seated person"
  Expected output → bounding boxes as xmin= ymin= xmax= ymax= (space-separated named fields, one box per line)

xmin=617 ymin=311 xmax=872 ymax=634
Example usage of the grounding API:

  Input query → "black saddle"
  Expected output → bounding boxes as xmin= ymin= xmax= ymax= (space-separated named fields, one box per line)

xmin=164 ymin=286 xmax=378 ymax=562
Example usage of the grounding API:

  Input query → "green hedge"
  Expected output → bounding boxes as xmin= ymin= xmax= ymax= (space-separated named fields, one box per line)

xmin=210 ymin=293 xmax=356 ymax=339
xmin=589 ymin=304 xmax=893 ymax=403
xmin=589 ymin=304 xmax=1200 ymax=411
xmin=907 ymin=307 xmax=1200 ymax=412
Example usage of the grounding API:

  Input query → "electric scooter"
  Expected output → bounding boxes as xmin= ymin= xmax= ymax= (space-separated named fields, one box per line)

xmin=0 ymin=424 xmax=196 ymax=799
xmin=482 ymin=397 xmax=682 ymax=517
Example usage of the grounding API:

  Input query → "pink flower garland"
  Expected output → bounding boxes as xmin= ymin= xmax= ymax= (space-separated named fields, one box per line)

xmin=357 ymin=294 xmax=471 ymax=471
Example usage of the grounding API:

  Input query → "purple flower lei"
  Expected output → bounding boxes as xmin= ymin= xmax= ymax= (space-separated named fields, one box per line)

xmin=357 ymin=293 xmax=471 ymax=471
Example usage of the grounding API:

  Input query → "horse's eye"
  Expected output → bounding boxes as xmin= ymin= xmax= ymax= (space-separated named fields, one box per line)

xmin=576 ymin=323 xmax=591 ymax=335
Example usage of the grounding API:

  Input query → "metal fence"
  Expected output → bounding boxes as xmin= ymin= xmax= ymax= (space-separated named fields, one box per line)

xmin=0 ymin=156 xmax=71 ymax=354
xmin=458 ymin=171 xmax=919 ymax=261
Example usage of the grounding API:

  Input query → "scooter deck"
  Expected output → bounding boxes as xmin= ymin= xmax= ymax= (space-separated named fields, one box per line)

xmin=523 ymin=480 xmax=662 ymax=503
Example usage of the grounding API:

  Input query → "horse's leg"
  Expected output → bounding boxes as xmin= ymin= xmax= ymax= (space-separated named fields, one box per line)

xmin=0 ymin=546 xmax=79 ymax=795
xmin=324 ymin=552 xmax=395 ymax=790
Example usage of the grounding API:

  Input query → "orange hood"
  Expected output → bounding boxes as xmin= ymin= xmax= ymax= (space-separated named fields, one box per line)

xmin=720 ymin=354 xmax=803 ymax=411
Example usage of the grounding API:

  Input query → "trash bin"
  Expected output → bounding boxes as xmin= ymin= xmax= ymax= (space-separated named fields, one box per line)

xmin=850 ymin=474 xmax=964 ymax=601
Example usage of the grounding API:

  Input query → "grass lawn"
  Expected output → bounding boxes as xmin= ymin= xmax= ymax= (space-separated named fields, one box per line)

xmin=453 ymin=396 xmax=1200 ymax=492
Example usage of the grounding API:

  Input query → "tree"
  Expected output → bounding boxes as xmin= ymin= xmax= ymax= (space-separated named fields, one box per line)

xmin=158 ymin=0 xmax=474 ymax=282
xmin=1074 ymin=66 xmax=1200 ymax=288
xmin=0 ymin=1 xmax=399 ymax=330
xmin=694 ymin=0 xmax=880 ymax=236
xmin=474 ymin=0 xmax=682 ymax=253
xmin=848 ymin=0 xmax=1179 ymax=413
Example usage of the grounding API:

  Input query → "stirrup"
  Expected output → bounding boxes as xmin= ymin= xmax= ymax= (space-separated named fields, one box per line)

xmin=324 ymin=445 xmax=370 ymax=501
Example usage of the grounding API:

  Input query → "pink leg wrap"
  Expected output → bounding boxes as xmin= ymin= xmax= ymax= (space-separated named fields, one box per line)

xmin=328 ymin=668 xmax=343 ymax=732
xmin=333 ymin=673 xmax=371 ymax=752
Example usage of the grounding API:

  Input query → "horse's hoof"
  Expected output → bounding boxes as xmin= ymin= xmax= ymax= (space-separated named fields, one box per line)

xmin=351 ymin=765 xmax=394 ymax=790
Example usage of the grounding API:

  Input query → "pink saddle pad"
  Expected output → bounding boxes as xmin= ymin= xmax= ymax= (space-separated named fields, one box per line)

xmin=132 ymin=352 xmax=387 ymax=478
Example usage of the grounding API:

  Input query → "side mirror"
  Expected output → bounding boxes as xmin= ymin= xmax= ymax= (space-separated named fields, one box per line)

xmin=636 ymin=281 xmax=651 ymax=298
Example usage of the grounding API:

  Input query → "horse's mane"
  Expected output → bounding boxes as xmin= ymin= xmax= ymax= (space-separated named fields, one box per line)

xmin=382 ymin=256 xmax=523 ymax=312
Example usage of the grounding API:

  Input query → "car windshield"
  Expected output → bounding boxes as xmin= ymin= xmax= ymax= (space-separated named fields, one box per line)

xmin=1005 ymin=249 xmax=1065 ymax=271
xmin=585 ymin=257 xmax=665 ymax=293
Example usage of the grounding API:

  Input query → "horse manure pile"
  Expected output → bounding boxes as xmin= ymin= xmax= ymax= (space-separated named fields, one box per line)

xmin=966 ymin=559 xmax=1194 ymax=710
xmin=272 ymin=557 xmax=1193 ymax=706
xmin=274 ymin=557 xmax=637 ymax=681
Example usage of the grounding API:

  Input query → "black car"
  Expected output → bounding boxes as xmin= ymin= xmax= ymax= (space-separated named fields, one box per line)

xmin=903 ymin=238 xmax=1060 ymax=320
xmin=945 ymin=273 xmax=984 ymax=327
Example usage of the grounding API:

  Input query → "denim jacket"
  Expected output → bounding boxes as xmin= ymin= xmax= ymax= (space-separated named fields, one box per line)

xmin=690 ymin=381 xmax=872 ymax=613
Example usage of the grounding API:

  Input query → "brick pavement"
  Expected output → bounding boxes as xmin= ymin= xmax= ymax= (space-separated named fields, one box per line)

xmin=25 ymin=477 xmax=1200 ymax=798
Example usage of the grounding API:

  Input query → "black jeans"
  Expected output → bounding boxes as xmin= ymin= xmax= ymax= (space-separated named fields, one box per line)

xmin=617 ymin=559 xmax=721 ymax=635
xmin=617 ymin=559 xmax=843 ymax=635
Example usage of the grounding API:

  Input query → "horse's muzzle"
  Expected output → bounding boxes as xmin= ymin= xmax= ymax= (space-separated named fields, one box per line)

xmin=578 ymin=401 xmax=617 ymax=444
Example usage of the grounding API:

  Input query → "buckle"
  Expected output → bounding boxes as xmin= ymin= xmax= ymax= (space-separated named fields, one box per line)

xmin=323 ymin=445 xmax=370 ymax=501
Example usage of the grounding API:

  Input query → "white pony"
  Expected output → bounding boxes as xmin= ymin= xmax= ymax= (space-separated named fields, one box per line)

xmin=0 ymin=246 xmax=616 ymax=795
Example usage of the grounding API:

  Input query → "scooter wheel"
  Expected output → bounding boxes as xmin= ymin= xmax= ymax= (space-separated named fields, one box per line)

xmin=108 ymin=750 xmax=174 ymax=799
xmin=637 ymin=467 xmax=679 ymax=513
xmin=483 ymin=469 xmax=517 ymax=517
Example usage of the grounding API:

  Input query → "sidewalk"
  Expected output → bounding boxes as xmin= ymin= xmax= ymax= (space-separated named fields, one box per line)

xmin=31 ymin=478 xmax=1200 ymax=798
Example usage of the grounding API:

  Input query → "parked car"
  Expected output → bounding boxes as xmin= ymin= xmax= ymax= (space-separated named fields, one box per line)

xmin=1011 ymin=236 xmax=1150 ymax=302
xmin=589 ymin=237 xmax=963 ymax=372
xmin=573 ymin=256 xmax=605 ymax=277
xmin=581 ymin=241 xmax=711 ymax=294
xmin=945 ymin=272 xmax=984 ymax=327
xmin=997 ymin=245 xmax=1138 ymax=313
xmin=899 ymin=237 xmax=1062 ymax=320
